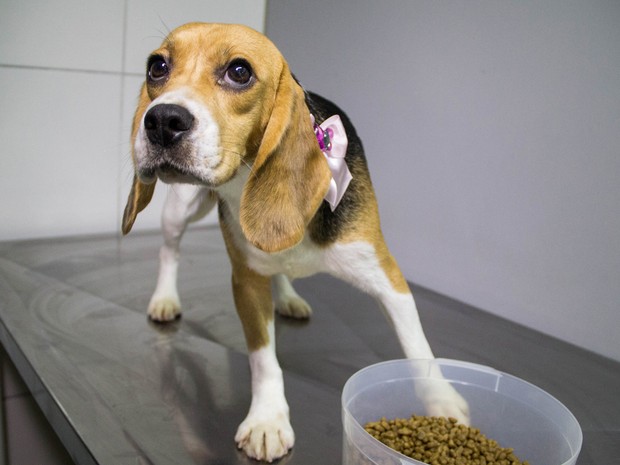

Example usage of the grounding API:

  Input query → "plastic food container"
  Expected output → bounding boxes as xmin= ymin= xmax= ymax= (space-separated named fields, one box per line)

xmin=342 ymin=359 xmax=582 ymax=465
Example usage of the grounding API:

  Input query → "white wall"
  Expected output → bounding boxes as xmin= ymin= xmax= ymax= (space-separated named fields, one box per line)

xmin=266 ymin=0 xmax=620 ymax=361
xmin=0 ymin=0 xmax=266 ymax=240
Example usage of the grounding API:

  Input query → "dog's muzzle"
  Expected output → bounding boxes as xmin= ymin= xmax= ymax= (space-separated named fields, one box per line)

xmin=136 ymin=98 xmax=227 ymax=187
xmin=144 ymin=104 xmax=195 ymax=147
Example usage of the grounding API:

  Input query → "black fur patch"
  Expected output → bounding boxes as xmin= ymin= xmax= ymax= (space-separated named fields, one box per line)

xmin=305 ymin=92 xmax=374 ymax=245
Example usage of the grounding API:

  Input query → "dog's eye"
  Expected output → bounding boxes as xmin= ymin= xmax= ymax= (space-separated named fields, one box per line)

xmin=223 ymin=60 xmax=253 ymax=89
xmin=147 ymin=56 xmax=169 ymax=83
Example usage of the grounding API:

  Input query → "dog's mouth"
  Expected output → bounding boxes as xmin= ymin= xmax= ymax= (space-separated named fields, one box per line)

xmin=157 ymin=161 xmax=201 ymax=184
xmin=139 ymin=156 xmax=205 ymax=185
xmin=138 ymin=151 xmax=236 ymax=187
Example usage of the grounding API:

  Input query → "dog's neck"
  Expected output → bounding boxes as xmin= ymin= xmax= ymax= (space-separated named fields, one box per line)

xmin=213 ymin=164 xmax=250 ymax=215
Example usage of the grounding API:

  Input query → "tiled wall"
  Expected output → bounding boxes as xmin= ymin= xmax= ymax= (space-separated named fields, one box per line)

xmin=0 ymin=2 xmax=266 ymax=459
xmin=0 ymin=0 xmax=266 ymax=241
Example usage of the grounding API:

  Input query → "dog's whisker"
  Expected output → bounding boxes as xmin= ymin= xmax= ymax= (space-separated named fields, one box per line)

xmin=144 ymin=34 xmax=167 ymax=43
xmin=157 ymin=16 xmax=172 ymax=38
xmin=214 ymin=147 xmax=258 ymax=180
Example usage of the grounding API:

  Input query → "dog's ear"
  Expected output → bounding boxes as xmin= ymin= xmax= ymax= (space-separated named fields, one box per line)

xmin=122 ymin=176 xmax=155 ymax=235
xmin=122 ymin=84 xmax=155 ymax=235
xmin=239 ymin=63 xmax=331 ymax=253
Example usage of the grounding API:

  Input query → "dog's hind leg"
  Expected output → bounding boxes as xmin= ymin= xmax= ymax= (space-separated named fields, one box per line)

xmin=148 ymin=184 xmax=216 ymax=321
xmin=272 ymin=274 xmax=312 ymax=319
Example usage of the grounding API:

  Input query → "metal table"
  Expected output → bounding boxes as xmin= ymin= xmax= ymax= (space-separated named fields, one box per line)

xmin=0 ymin=226 xmax=618 ymax=464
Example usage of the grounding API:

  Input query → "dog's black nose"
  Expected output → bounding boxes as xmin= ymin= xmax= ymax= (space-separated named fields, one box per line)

xmin=144 ymin=104 xmax=195 ymax=147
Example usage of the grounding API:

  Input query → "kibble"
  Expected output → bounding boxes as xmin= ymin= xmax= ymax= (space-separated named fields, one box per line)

xmin=364 ymin=415 xmax=530 ymax=465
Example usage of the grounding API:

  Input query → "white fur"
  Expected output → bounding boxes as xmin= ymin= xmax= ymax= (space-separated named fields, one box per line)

xmin=272 ymin=273 xmax=312 ymax=319
xmin=134 ymin=88 xmax=222 ymax=185
xmin=148 ymin=182 xmax=309 ymax=322
xmin=220 ymin=166 xmax=470 ymax=429
xmin=216 ymin=168 xmax=325 ymax=279
xmin=143 ymin=92 xmax=469 ymax=462
xmin=148 ymin=184 xmax=216 ymax=321
xmin=234 ymin=324 xmax=294 ymax=462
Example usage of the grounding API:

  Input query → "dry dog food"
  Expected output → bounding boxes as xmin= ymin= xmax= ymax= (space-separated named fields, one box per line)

xmin=364 ymin=415 xmax=530 ymax=465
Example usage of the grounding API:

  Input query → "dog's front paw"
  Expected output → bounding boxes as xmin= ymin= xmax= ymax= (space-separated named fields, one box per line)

xmin=275 ymin=295 xmax=312 ymax=319
xmin=147 ymin=294 xmax=181 ymax=322
xmin=416 ymin=379 xmax=470 ymax=425
xmin=235 ymin=413 xmax=295 ymax=462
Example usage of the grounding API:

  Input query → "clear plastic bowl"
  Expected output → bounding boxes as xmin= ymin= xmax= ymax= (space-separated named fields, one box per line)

xmin=342 ymin=359 xmax=582 ymax=465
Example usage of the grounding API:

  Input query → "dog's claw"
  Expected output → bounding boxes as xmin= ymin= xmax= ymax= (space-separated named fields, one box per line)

xmin=235 ymin=415 xmax=295 ymax=462
xmin=148 ymin=296 xmax=181 ymax=322
xmin=417 ymin=379 xmax=471 ymax=425
xmin=426 ymin=393 xmax=470 ymax=426
xmin=275 ymin=295 xmax=312 ymax=319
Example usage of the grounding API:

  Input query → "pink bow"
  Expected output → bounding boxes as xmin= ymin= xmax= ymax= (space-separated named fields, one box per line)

xmin=313 ymin=115 xmax=352 ymax=211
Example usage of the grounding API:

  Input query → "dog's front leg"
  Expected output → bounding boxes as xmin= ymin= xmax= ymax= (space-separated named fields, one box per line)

xmin=149 ymin=184 xmax=216 ymax=321
xmin=230 ymin=264 xmax=294 ymax=462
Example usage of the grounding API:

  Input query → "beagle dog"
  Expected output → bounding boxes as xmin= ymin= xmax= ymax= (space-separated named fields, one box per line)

xmin=122 ymin=23 xmax=468 ymax=462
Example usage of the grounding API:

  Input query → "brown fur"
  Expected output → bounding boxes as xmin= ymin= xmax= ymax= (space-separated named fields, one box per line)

xmin=123 ymin=23 xmax=409 ymax=294
xmin=122 ymin=174 xmax=155 ymax=235
xmin=123 ymin=23 xmax=331 ymax=254
xmin=121 ymin=27 xmax=471 ymax=461
xmin=220 ymin=219 xmax=273 ymax=351
xmin=239 ymin=60 xmax=331 ymax=253
xmin=122 ymin=23 xmax=411 ymax=346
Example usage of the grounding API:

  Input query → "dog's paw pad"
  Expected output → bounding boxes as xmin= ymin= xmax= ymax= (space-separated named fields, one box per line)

xmin=148 ymin=296 xmax=181 ymax=322
xmin=275 ymin=296 xmax=312 ymax=320
xmin=235 ymin=416 xmax=294 ymax=462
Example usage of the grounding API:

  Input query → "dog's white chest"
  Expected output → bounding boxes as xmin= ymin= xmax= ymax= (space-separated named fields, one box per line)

xmin=244 ymin=237 xmax=324 ymax=278
xmin=216 ymin=169 xmax=325 ymax=278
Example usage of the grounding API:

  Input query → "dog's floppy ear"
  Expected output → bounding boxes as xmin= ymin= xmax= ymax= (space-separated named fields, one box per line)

xmin=122 ymin=176 xmax=155 ymax=235
xmin=240 ymin=64 xmax=331 ymax=253
xmin=122 ymin=84 xmax=155 ymax=235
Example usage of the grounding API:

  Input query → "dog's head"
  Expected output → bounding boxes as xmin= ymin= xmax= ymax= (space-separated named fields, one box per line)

xmin=122 ymin=23 xmax=331 ymax=253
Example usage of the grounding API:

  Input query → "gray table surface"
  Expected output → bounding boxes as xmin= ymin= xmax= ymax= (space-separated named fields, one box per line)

xmin=0 ymin=226 xmax=618 ymax=464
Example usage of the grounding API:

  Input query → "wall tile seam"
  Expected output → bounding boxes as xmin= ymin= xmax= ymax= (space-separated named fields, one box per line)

xmin=116 ymin=0 xmax=131 ymax=240
xmin=0 ymin=63 xmax=141 ymax=78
